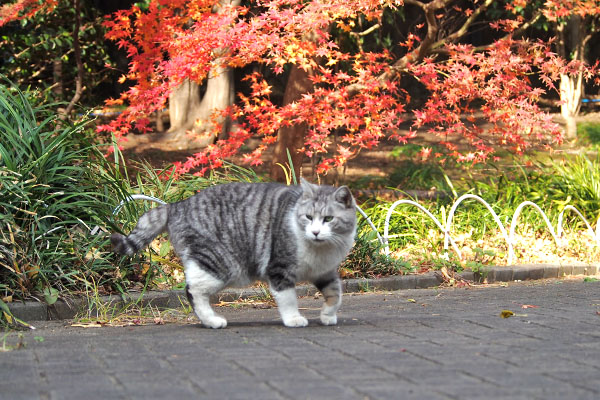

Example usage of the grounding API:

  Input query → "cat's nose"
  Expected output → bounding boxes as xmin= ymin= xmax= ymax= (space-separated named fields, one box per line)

xmin=311 ymin=229 xmax=320 ymax=237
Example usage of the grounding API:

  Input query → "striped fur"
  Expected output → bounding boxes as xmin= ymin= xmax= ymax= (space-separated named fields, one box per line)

xmin=111 ymin=179 xmax=356 ymax=328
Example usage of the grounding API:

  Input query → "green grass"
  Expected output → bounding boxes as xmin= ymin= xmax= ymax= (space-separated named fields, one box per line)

xmin=578 ymin=122 xmax=600 ymax=147
xmin=352 ymin=144 xmax=452 ymax=191
xmin=356 ymin=153 xmax=600 ymax=271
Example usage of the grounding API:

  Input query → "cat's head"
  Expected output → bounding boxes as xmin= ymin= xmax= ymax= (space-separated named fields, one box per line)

xmin=295 ymin=178 xmax=356 ymax=245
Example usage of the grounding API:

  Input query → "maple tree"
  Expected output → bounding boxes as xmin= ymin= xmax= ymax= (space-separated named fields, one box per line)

xmin=3 ymin=0 xmax=599 ymax=178
xmin=0 ymin=0 xmax=57 ymax=26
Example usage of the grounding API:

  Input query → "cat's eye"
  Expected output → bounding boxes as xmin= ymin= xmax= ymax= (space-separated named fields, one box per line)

xmin=323 ymin=216 xmax=333 ymax=222
xmin=306 ymin=214 xmax=313 ymax=221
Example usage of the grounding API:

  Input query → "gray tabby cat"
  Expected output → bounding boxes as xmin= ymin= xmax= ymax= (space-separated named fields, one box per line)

xmin=111 ymin=179 xmax=356 ymax=328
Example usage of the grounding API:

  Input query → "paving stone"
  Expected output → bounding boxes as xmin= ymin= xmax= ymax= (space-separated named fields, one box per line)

xmin=526 ymin=265 xmax=545 ymax=280
xmin=0 ymin=386 xmax=47 ymax=400
xmin=269 ymin=378 xmax=365 ymax=400
xmin=542 ymin=265 xmax=559 ymax=279
xmin=511 ymin=267 xmax=531 ymax=281
xmin=415 ymin=274 xmax=442 ymax=288
xmin=8 ymin=301 xmax=47 ymax=321
xmin=572 ymin=265 xmax=593 ymax=275
xmin=491 ymin=267 xmax=514 ymax=282
xmin=1 ymin=279 xmax=599 ymax=400
xmin=558 ymin=264 xmax=574 ymax=277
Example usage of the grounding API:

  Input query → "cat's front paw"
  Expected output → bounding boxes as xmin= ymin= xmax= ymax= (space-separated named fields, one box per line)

xmin=320 ymin=313 xmax=337 ymax=326
xmin=283 ymin=315 xmax=309 ymax=328
xmin=202 ymin=315 xmax=228 ymax=329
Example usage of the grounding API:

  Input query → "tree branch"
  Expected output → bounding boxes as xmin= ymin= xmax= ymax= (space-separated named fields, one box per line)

xmin=430 ymin=0 xmax=493 ymax=51
xmin=350 ymin=23 xmax=380 ymax=52
xmin=344 ymin=0 xmax=454 ymax=95
xmin=351 ymin=23 xmax=380 ymax=38
xmin=61 ymin=0 xmax=84 ymax=118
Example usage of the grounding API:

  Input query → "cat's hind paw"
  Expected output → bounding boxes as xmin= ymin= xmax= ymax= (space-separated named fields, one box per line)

xmin=320 ymin=313 xmax=337 ymax=326
xmin=283 ymin=315 xmax=309 ymax=328
xmin=202 ymin=315 xmax=228 ymax=329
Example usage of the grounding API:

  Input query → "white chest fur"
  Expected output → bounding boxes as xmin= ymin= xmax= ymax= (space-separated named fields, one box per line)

xmin=295 ymin=238 xmax=352 ymax=281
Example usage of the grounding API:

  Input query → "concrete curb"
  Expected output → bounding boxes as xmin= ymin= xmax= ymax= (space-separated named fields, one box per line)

xmin=7 ymin=264 xmax=599 ymax=322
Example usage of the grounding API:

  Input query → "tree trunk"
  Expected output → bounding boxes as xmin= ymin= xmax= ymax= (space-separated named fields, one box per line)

xmin=195 ymin=63 xmax=235 ymax=142
xmin=52 ymin=59 xmax=63 ymax=98
xmin=167 ymin=0 xmax=239 ymax=148
xmin=270 ymin=28 xmax=322 ymax=183
xmin=168 ymin=78 xmax=201 ymax=134
xmin=269 ymin=65 xmax=314 ymax=183
xmin=557 ymin=15 xmax=587 ymax=140
xmin=560 ymin=72 xmax=583 ymax=140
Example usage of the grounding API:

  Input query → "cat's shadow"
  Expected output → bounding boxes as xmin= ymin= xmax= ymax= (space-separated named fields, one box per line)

xmin=183 ymin=318 xmax=363 ymax=329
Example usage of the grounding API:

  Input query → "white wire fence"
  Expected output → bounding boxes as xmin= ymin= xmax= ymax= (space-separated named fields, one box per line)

xmin=358 ymin=194 xmax=600 ymax=265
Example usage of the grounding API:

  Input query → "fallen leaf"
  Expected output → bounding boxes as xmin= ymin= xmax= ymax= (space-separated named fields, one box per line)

xmin=440 ymin=266 xmax=451 ymax=280
xmin=2 ymin=295 xmax=12 ymax=303
xmin=154 ymin=317 xmax=165 ymax=325
xmin=521 ymin=304 xmax=539 ymax=309
xmin=500 ymin=310 xmax=515 ymax=318
xmin=42 ymin=287 xmax=59 ymax=305
xmin=407 ymin=299 xmax=416 ymax=303
xmin=2 ymin=311 xmax=13 ymax=324
xmin=71 ymin=322 xmax=104 ymax=328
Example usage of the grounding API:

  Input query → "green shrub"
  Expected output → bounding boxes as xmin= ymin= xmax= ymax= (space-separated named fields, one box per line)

xmin=341 ymin=235 xmax=414 ymax=278
xmin=0 ymin=83 xmax=138 ymax=313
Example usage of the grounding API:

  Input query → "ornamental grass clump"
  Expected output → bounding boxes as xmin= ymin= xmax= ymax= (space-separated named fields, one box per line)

xmin=0 ymin=83 xmax=138 ymax=313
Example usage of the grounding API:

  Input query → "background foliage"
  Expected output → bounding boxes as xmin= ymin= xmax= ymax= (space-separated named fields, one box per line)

xmin=0 ymin=0 xmax=124 ymax=107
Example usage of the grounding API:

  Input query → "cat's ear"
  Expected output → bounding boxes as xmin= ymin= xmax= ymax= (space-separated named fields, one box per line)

xmin=300 ymin=178 xmax=316 ymax=197
xmin=334 ymin=186 xmax=354 ymax=208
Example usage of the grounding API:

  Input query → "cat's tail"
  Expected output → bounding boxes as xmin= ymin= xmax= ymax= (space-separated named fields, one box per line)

xmin=111 ymin=205 xmax=168 ymax=256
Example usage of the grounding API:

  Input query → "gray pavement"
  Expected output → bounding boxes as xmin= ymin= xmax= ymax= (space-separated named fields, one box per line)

xmin=1 ymin=278 xmax=599 ymax=400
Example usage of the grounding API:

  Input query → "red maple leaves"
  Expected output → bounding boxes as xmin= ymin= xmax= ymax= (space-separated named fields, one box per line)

xmin=4 ymin=0 xmax=598 ymax=176
xmin=0 ymin=0 xmax=58 ymax=27
xmin=409 ymin=39 xmax=588 ymax=163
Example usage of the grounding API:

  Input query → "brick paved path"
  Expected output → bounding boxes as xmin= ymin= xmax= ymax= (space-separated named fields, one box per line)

xmin=1 ymin=279 xmax=599 ymax=400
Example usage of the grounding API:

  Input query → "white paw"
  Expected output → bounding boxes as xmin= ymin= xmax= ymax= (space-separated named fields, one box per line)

xmin=283 ymin=315 xmax=309 ymax=328
xmin=320 ymin=313 xmax=337 ymax=326
xmin=202 ymin=315 xmax=228 ymax=329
